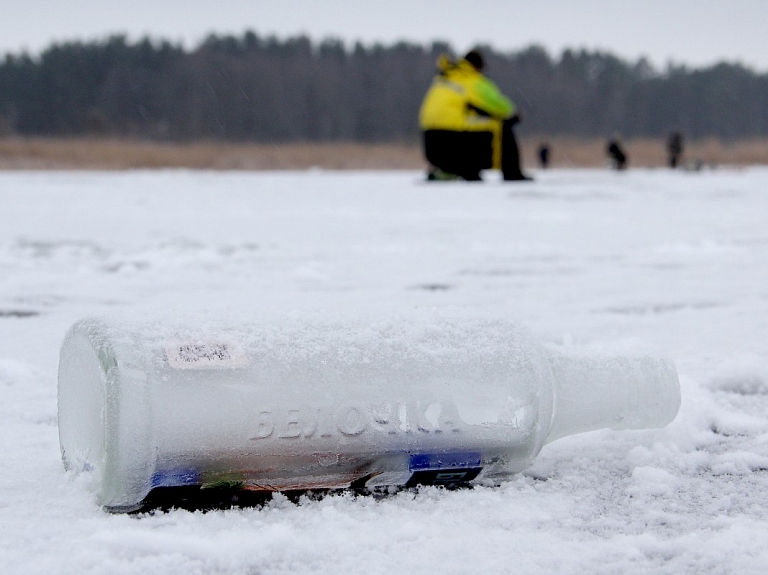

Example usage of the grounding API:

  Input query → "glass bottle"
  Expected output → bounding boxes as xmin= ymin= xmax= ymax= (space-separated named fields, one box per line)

xmin=58 ymin=314 xmax=680 ymax=511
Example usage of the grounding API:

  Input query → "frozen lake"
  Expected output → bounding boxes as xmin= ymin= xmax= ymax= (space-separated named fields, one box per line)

xmin=1 ymin=168 xmax=767 ymax=574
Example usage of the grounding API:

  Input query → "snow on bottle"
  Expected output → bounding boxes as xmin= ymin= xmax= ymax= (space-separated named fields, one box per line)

xmin=57 ymin=313 xmax=680 ymax=511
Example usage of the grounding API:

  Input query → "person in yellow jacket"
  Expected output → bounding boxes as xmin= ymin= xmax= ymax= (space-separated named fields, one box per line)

xmin=419 ymin=49 xmax=530 ymax=181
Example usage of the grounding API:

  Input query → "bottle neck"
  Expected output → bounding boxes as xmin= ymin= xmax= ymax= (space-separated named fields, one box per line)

xmin=545 ymin=353 xmax=680 ymax=444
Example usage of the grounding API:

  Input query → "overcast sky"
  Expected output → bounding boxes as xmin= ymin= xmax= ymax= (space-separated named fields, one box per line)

xmin=2 ymin=0 xmax=767 ymax=71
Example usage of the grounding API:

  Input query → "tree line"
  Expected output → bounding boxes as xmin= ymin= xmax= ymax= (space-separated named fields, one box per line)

xmin=0 ymin=32 xmax=766 ymax=142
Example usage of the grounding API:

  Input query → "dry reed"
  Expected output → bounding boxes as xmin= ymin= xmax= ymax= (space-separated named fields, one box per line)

xmin=1 ymin=136 xmax=767 ymax=171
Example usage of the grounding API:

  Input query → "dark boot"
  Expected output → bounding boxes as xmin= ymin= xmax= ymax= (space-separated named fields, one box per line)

xmin=501 ymin=118 xmax=532 ymax=181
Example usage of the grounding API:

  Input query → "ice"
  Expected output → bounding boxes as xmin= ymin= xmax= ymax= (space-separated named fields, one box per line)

xmin=2 ymin=167 xmax=768 ymax=573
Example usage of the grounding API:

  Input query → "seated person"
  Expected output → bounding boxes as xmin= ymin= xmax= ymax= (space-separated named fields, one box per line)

xmin=419 ymin=49 xmax=530 ymax=181
xmin=606 ymin=138 xmax=628 ymax=170
xmin=538 ymin=143 xmax=550 ymax=169
xmin=667 ymin=131 xmax=683 ymax=168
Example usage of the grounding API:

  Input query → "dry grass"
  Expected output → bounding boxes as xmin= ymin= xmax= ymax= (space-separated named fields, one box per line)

xmin=0 ymin=138 xmax=424 ymax=170
xmin=1 ymin=136 xmax=768 ymax=171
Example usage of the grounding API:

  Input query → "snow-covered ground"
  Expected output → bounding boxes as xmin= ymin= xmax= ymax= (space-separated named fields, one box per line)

xmin=1 ymin=168 xmax=767 ymax=574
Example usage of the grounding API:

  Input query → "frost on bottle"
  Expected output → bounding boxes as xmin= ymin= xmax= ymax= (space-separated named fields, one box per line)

xmin=57 ymin=314 xmax=681 ymax=511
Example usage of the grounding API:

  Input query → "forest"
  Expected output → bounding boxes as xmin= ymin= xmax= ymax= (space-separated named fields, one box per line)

xmin=0 ymin=32 xmax=766 ymax=143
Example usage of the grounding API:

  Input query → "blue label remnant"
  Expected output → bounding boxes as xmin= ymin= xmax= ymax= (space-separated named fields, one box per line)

xmin=151 ymin=468 xmax=201 ymax=488
xmin=409 ymin=452 xmax=482 ymax=471
xmin=406 ymin=452 xmax=483 ymax=487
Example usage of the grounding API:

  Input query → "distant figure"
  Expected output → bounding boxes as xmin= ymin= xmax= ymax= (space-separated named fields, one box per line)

xmin=606 ymin=138 xmax=628 ymax=170
xmin=538 ymin=143 xmax=550 ymax=169
xmin=667 ymin=131 xmax=684 ymax=168
xmin=419 ymin=49 xmax=531 ymax=182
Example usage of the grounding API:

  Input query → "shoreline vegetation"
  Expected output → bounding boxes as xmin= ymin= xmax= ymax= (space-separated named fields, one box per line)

xmin=1 ymin=136 xmax=767 ymax=171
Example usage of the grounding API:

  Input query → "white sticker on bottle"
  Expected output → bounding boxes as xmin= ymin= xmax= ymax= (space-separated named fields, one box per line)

xmin=165 ymin=340 xmax=249 ymax=369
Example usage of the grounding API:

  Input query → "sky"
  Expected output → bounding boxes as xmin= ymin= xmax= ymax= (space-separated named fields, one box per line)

xmin=2 ymin=0 xmax=767 ymax=71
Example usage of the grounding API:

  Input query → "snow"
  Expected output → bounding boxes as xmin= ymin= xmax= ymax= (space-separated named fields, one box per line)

xmin=1 ymin=167 xmax=768 ymax=573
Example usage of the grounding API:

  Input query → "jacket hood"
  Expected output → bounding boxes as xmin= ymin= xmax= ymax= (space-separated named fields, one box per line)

xmin=436 ymin=54 xmax=478 ymax=75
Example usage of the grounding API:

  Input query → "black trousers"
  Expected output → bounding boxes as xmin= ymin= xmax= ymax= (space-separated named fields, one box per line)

xmin=423 ymin=118 xmax=525 ymax=181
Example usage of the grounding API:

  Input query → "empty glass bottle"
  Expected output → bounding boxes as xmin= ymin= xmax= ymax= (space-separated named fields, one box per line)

xmin=58 ymin=314 xmax=680 ymax=511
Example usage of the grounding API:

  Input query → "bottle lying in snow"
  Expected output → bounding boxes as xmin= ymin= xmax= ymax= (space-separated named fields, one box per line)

xmin=58 ymin=314 xmax=680 ymax=511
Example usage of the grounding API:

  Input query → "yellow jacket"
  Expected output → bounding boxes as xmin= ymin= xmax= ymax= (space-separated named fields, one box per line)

xmin=419 ymin=56 xmax=515 ymax=132
xmin=419 ymin=55 xmax=515 ymax=168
